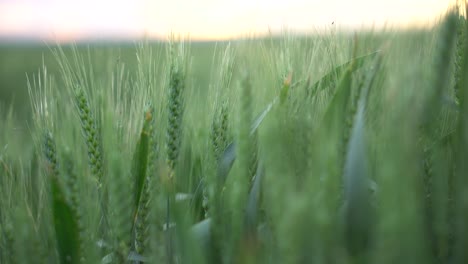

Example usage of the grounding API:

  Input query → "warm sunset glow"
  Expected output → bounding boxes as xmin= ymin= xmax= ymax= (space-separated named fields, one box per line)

xmin=0 ymin=0 xmax=460 ymax=42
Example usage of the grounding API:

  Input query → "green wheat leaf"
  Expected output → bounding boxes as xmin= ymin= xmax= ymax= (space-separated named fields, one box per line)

xmin=133 ymin=106 xmax=153 ymax=210
xmin=342 ymin=52 xmax=382 ymax=256
xmin=308 ymin=50 xmax=380 ymax=96
xmin=217 ymin=100 xmax=274 ymax=185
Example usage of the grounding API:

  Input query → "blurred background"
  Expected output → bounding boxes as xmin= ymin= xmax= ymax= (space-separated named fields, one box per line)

xmin=0 ymin=0 xmax=459 ymax=118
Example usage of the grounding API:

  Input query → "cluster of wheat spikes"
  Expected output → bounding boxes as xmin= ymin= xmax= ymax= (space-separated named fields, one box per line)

xmin=1 ymin=7 xmax=468 ymax=264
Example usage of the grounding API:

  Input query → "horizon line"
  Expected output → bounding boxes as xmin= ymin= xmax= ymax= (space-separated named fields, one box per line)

xmin=0 ymin=22 xmax=441 ymax=44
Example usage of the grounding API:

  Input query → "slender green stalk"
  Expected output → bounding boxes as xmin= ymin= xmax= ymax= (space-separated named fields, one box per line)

xmin=454 ymin=3 xmax=468 ymax=263
xmin=133 ymin=105 xmax=156 ymax=256
xmin=165 ymin=38 xmax=188 ymax=264
xmin=107 ymin=151 xmax=133 ymax=264
xmin=423 ymin=12 xmax=458 ymax=126
xmin=62 ymin=150 xmax=86 ymax=263
xmin=419 ymin=12 xmax=458 ymax=262
xmin=454 ymin=7 xmax=467 ymax=103
xmin=228 ymin=73 xmax=254 ymax=263
xmin=44 ymin=132 xmax=81 ymax=264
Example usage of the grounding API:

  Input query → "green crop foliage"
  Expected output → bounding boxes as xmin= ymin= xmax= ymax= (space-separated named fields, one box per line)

xmin=1 ymin=8 xmax=468 ymax=264
xmin=44 ymin=132 xmax=81 ymax=264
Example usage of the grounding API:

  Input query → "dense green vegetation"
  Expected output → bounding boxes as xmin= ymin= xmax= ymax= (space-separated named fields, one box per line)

xmin=1 ymin=8 xmax=468 ymax=264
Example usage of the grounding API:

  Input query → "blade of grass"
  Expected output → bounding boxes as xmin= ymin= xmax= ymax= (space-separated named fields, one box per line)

xmin=133 ymin=106 xmax=154 ymax=214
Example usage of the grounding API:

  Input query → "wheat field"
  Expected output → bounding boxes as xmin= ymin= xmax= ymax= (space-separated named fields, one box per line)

xmin=0 ymin=7 xmax=468 ymax=264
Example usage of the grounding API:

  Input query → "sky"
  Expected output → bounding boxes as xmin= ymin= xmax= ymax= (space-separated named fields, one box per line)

xmin=0 ymin=0 xmax=460 ymax=42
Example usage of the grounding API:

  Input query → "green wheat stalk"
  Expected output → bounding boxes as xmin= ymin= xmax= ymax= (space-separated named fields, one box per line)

xmin=206 ymin=44 xmax=235 ymax=222
xmin=133 ymin=105 xmax=156 ymax=256
xmin=427 ymin=11 xmax=458 ymax=262
xmin=424 ymin=11 xmax=458 ymax=126
xmin=107 ymin=151 xmax=133 ymax=264
xmin=413 ymin=12 xmax=458 ymax=262
xmin=165 ymin=38 xmax=188 ymax=263
xmin=73 ymin=86 xmax=103 ymax=184
xmin=62 ymin=149 xmax=86 ymax=263
xmin=73 ymin=85 xmax=110 ymax=253
xmin=210 ymin=108 xmax=221 ymax=162
xmin=166 ymin=41 xmax=187 ymax=172
xmin=228 ymin=73 xmax=255 ymax=262
xmin=454 ymin=3 xmax=468 ymax=263
xmin=43 ymin=131 xmax=81 ymax=264
xmin=210 ymin=101 xmax=231 ymax=164
xmin=454 ymin=6 xmax=467 ymax=103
